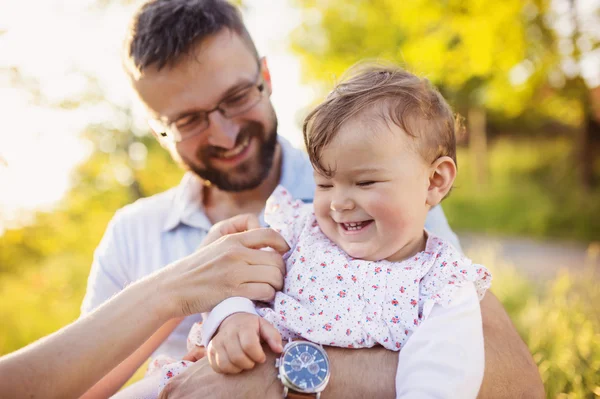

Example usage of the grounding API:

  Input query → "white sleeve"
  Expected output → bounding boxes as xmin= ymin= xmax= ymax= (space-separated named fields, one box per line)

xmin=200 ymin=297 xmax=259 ymax=346
xmin=424 ymin=206 xmax=461 ymax=252
xmin=81 ymin=210 xmax=131 ymax=315
xmin=395 ymin=283 xmax=484 ymax=399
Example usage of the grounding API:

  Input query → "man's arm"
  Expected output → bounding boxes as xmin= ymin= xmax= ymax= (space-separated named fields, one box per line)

xmin=160 ymin=290 xmax=543 ymax=399
xmin=477 ymin=292 xmax=544 ymax=398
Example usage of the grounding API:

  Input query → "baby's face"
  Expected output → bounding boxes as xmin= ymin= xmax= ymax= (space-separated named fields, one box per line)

xmin=313 ymin=117 xmax=432 ymax=262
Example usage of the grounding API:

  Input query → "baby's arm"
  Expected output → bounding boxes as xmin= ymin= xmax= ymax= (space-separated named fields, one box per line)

xmin=395 ymin=283 xmax=484 ymax=399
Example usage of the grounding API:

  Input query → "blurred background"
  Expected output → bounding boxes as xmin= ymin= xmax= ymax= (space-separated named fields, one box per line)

xmin=0 ymin=0 xmax=599 ymax=397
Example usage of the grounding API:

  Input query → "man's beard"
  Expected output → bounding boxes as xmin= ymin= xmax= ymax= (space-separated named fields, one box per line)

xmin=185 ymin=120 xmax=278 ymax=192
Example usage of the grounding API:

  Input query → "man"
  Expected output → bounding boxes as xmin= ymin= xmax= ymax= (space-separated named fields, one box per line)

xmin=82 ymin=0 xmax=544 ymax=397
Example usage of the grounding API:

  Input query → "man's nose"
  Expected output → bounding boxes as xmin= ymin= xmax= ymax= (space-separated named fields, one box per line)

xmin=206 ymin=111 xmax=240 ymax=149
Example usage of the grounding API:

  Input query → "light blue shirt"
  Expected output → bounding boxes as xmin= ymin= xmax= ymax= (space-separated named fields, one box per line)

xmin=81 ymin=136 xmax=460 ymax=359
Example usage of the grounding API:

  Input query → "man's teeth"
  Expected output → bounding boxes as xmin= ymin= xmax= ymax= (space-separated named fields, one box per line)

xmin=217 ymin=136 xmax=250 ymax=158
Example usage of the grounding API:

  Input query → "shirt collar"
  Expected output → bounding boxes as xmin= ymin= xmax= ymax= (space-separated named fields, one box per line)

xmin=162 ymin=172 xmax=213 ymax=232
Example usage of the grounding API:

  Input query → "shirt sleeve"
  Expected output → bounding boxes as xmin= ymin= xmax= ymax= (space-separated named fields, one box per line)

xmin=424 ymin=206 xmax=462 ymax=253
xmin=200 ymin=297 xmax=259 ymax=346
xmin=80 ymin=210 xmax=131 ymax=315
xmin=395 ymin=283 xmax=484 ymax=399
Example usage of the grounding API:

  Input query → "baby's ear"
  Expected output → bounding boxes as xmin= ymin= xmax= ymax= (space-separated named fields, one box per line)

xmin=426 ymin=156 xmax=457 ymax=207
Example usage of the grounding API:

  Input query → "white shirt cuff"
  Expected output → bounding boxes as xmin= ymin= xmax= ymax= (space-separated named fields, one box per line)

xmin=200 ymin=297 xmax=258 ymax=346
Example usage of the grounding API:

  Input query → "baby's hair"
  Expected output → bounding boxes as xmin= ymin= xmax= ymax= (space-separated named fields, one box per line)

xmin=303 ymin=62 xmax=460 ymax=177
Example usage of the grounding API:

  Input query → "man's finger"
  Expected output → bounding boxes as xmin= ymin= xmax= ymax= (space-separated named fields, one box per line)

xmin=182 ymin=346 xmax=206 ymax=362
xmin=259 ymin=318 xmax=283 ymax=353
xmin=219 ymin=213 xmax=261 ymax=236
xmin=236 ymin=283 xmax=276 ymax=302
xmin=235 ymin=228 xmax=290 ymax=253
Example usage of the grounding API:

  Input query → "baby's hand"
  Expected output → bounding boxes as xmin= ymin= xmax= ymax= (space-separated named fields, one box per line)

xmin=207 ymin=313 xmax=283 ymax=374
xmin=182 ymin=345 xmax=207 ymax=362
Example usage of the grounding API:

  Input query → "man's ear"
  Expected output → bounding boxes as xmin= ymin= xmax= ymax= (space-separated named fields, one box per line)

xmin=260 ymin=57 xmax=273 ymax=95
xmin=426 ymin=156 xmax=457 ymax=207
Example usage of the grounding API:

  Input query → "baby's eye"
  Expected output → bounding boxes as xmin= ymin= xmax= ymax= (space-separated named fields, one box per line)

xmin=357 ymin=181 xmax=376 ymax=187
xmin=317 ymin=184 xmax=333 ymax=189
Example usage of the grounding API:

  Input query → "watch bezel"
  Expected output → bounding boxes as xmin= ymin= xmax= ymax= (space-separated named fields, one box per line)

xmin=278 ymin=340 xmax=331 ymax=394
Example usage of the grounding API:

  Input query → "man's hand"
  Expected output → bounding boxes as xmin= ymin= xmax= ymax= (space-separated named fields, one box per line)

xmin=158 ymin=349 xmax=282 ymax=399
xmin=207 ymin=313 xmax=282 ymax=374
xmin=155 ymin=216 xmax=290 ymax=318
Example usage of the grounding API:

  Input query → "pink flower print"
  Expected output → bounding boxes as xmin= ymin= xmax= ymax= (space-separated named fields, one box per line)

xmin=351 ymin=275 xmax=357 ymax=283
xmin=320 ymin=287 xmax=325 ymax=292
xmin=346 ymin=329 xmax=352 ymax=336
xmin=404 ymin=266 xmax=413 ymax=270
xmin=453 ymin=261 xmax=459 ymax=267
xmin=374 ymin=266 xmax=382 ymax=274
xmin=347 ymin=307 xmax=351 ymax=312
xmin=384 ymin=337 xmax=389 ymax=343
xmin=334 ymin=314 xmax=341 ymax=321
xmin=323 ymin=323 xmax=332 ymax=331
xmin=387 ymin=267 xmax=392 ymax=274
xmin=325 ymin=249 xmax=331 ymax=254
xmin=359 ymin=338 xmax=366 ymax=345
xmin=311 ymin=220 xmax=318 ymax=227
xmin=460 ymin=269 xmax=467 ymax=275
xmin=372 ymin=284 xmax=380 ymax=290
xmin=441 ymin=261 xmax=447 ymax=268
xmin=318 ymin=310 xmax=324 ymax=316
xmin=410 ymin=299 xmax=417 ymax=307
xmin=343 ymin=263 xmax=349 ymax=269
xmin=347 ymin=344 xmax=354 ymax=348
xmin=391 ymin=298 xmax=399 ymax=306
xmin=414 ymin=256 xmax=420 ymax=261
xmin=357 ymin=294 xmax=362 ymax=300
xmin=338 ymin=290 xmax=347 ymax=298
xmin=280 ymin=299 xmax=286 ymax=306
xmin=299 ymin=316 xmax=303 ymax=321
xmin=320 ymin=262 xmax=327 ymax=268
xmin=298 ymin=288 xmax=304 ymax=295
xmin=309 ymin=295 xmax=316 ymax=303
xmin=296 ymin=246 xmax=301 ymax=252
xmin=405 ymin=329 xmax=409 ymax=335
xmin=395 ymin=342 xmax=401 ymax=349
xmin=436 ymin=252 xmax=442 ymax=258
xmin=297 ymin=274 xmax=302 ymax=281
xmin=413 ymin=318 xmax=419 ymax=326
xmin=307 ymin=329 xmax=313 ymax=334
xmin=400 ymin=286 xmax=405 ymax=293
xmin=390 ymin=316 xmax=400 ymax=324
xmin=309 ymin=275 xmax=317 ymax=282
xmin=323 ymin=295 xmax=329 ymax=301
xmin=365 ymin=315 xmax=373 ymax=322
xmin=299 ymin=256 xmax=306 ymax=263
xmin=166 ymin=370 xmax=174 ymax=379
xmin=336 ymin=274 xmax=344 ymax=281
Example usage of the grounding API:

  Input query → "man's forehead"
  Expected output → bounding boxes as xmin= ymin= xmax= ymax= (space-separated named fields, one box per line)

xmin=132 ymin=30 xmax=259 ymax=118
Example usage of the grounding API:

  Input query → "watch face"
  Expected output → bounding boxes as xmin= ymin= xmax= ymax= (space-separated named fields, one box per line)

xmin=280 ymin=341 xmax=330 ymax=393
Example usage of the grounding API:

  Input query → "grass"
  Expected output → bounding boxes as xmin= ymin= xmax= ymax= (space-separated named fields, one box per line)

xmin=445 ymin=137 xmax=600 ymax=242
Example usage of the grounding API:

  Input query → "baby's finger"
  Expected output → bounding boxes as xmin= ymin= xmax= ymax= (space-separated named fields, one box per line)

xmin=259 ymin=318 xmax=283 ymax=353
xmin=239 ymin=327 xmax=267 ymax=363
xmin=182 ymin=346 xmax=206 ymax=362
xmin=225 ymin=335 xmax=257 ymax=370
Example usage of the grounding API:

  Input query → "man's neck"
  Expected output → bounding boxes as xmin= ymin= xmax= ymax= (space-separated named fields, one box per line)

xmin=202 ymin=143 xmax=282 ymax=224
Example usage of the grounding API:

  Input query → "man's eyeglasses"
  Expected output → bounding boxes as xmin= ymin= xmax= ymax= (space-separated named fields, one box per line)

xmin=148 ymin=73 xmax=265 ymax=143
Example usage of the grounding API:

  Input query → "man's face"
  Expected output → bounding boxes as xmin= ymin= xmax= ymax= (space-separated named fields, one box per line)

xmin=133 ymin=29 xmax=278 ymax=192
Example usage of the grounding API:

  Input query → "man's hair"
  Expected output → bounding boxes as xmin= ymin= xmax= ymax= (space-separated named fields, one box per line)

xmin=303 ymin=62 xmax=460 ymax=176
xmin=124 ymin=0 xmax=258 ymax=75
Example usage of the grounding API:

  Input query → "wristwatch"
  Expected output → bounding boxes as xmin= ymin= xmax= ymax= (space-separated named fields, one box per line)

xmin=275 ymin=339 xmax=331 ymax=398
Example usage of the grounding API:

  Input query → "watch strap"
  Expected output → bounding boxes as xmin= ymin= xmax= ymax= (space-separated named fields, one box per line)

xmin=286 ymin=392 xmax=317 ymax=399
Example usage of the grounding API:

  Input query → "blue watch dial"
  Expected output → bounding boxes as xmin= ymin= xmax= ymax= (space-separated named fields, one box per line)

xmin=281 ymin=342 xmax=329 ymax=392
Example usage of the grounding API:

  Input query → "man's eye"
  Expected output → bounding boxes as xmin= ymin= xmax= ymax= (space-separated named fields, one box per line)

xmin=357 ymin=181 xmax=376 ymax=187
xmin=224 ymin=92 xmax=250 ymax=107
xmin=175 ymin=114 xmax=203 ymax=131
